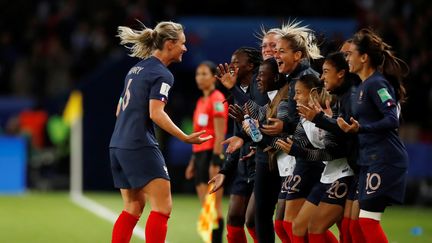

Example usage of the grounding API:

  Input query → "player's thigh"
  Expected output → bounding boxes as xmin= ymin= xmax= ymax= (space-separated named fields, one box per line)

xmin=292 ymin=201 xmax=317 ymax=235
xmin=144 ymin=178 xmax=172 ymax=215
xmin=308 ymin=202 xmax=343 ymax=233
xmin=284 ymin=198 xmax=306 ymax=222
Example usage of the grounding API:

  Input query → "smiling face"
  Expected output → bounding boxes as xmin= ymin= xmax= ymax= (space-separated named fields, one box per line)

xmin=230 ymin=51 xmax=252 ymax=81
xmin=345 ymin=43 xmax=365 ymax=75
xmin=321 ymin=60 xmax=345 ymax=91
xmin=293 ymin=81 xmax=311 ymax=106
xmin=195 ymin=64 xmax=216 ymax=91
xmin=261 ymin=33 xmax=279 ymax=60
xmin=274 ymin=38 xmax=301 ymax=74
xmin=169 ymin=31 xmax=187 ymax=63
xmin=256 ymin=62 xmax=277 ymax=93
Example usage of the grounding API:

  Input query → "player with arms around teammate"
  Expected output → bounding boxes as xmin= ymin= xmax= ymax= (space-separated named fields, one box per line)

xmin=109 ymin=21 xmax=211 ymax=243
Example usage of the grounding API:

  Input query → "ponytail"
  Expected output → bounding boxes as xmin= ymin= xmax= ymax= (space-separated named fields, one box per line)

xmin=117 ymin=26 xmax=155 ymax=59
xmin=117 ymin=21 xmax=184 ymax=59
xmin=353 ymin=28 xmax=409 ymax=103
xmin=382 ymin=49 xmax=409 ymax=103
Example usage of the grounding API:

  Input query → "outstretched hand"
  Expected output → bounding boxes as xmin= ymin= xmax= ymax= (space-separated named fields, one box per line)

xmin=336 ymin=117 xmax=360 ymax=133
xmin=184 ymin=130 xmax=213 ymax=144
xmin=215 ymin=63 xmax=238 ymax=89
xmin=222 ymin=136 xmax=244 ymax=154
xmin=208 ymin=173 xmax=226 ymax=194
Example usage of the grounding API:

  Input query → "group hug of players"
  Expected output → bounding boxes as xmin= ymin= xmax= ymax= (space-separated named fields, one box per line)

xmin=193 ymin=21 xmax=408 ymax=243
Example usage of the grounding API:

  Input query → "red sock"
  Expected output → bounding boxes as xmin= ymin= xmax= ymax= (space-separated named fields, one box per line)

xmin=112 ymin=210 xmax=139 ymax=243
xmin=283 ymin=221 xmax=293 ymax=242
xmin=340 ymin=217 xmax=351 ymax=243
xmin=145 ymin=211 xmax=170 ymax=243
xmin=275 ymin=220 xmax=291 ymax=243
xmin=350 ymin=219 xmax=366 ymax=243
xmin=359 ymin=218 xmax=388 ymax=243
xmin=226 ymin=225 xmax=247 ymax=243
xmin=324 ymin=230 xmax=339 ymax=243
xmin=308 ymin=233 xmax=326 ymax=243
xmin=246 ymin=227 xmax=258 ymax=243
xmin=292 ymin=234 xmax=306 ymax=243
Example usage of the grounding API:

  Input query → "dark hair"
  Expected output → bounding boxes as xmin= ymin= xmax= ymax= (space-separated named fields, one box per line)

xmin=325 ymin=52 xmax=349 ymax=72
xmin=262 ymin=57 xmax=286 ymax=89
xmin=338 ymin=38 xmax=352 ymax=51
xmin=198 ymin=61 xmax=217 ymax=75
xmin=234 ymin=47 xmax=263 ymax=71
xmin=325 ymin=51 xmax=361 ymax=86
xmin=297 ymin=74 xmax=322 ymax=90
xmin=352 ymin=28 xmax=408 ymax=102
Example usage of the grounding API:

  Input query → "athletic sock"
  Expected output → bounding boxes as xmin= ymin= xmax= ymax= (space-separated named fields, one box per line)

xmin=283 ymin=221 xmax=294 ymax=242
xmin=112 ymin=210 xmax=139 ymax=243
xmin=340 ymin=217 xmax=351 ymax=243
xmin=308 ymin=233 xmax=326 ymax=243
xmin=226 ymin=225 xmax=247 ymax=243
xmin=350 ymin=219 xmax=366 ymax=243
xmin=275 ymin=220 xmax=291 ymax=243
xmin=324 ymin=230 xmax=339 ymax=243
xmin=145 ymin=211 xmax=170 ymax=243
xmin=359 ymin=217 xmax=388 ymax=243
xmin=246 ymin=226 xmax=258 ymax=243
xmin=292 ymin=234 xmax=306 ymax=243
xmin=212 ymin=218 xmax=224 ymax=243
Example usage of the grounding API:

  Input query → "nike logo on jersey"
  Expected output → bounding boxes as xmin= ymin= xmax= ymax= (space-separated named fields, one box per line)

xmin=366 ymin=190 xmax=376 ymax=195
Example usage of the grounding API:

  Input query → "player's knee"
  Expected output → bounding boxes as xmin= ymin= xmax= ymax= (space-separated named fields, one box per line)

xmin=227 ymin=212 xmax=245 ymax=226
xmin=156 ymin=199 xmax=172 ymax=216
xmin=244 ymin=213 xmax=255 ymax=228
xmin=292 ymin=218 xmax=307 ymax=236
xmin=307 ymin=219 xmax=326 ymax=234
xmin=124 ymin=201 xmax=144 ymax=217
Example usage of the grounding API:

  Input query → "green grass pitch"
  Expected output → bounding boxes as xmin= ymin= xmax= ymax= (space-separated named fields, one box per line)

xmin=0 ymin=192 xmax=431 ymax=242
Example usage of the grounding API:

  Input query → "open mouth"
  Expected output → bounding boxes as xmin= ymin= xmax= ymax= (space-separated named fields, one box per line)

xmin=277 ymin=61 xmax=284 ymax=67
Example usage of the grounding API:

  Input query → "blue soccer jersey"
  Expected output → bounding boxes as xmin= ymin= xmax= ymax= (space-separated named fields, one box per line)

xmin=109 ymin=56 xmax=174 ymax=149
xmin=353 ymin=71 xmax=408 ymax=168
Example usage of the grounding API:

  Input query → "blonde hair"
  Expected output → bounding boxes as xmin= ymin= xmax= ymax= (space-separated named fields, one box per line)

xmin=117 ymin=21 xmax=184 ymax=59
xmin=255 ymin=25 xmax=284 ymax=42
xmin=279 ymin=20 xmax=322 ymax=60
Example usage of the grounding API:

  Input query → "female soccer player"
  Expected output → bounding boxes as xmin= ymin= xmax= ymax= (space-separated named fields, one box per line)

xmin=185 ymin=61 xmax=228 ymax=243
xmin=109 ymin=21 xmax=211 ymax=243
xmin=298 ymin=51 xmax=362 ymax=243
xmin=217 ymin=21 xmax=322 ymax=243
xmin=337 ymin=28 xmax=409 ymax=243
xmin=209 ymin=47 xmax=265 ymax=243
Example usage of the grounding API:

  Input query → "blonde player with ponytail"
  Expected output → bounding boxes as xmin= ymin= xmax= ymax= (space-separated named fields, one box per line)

xmin=110 ymin=21 xmax=211 ymax=243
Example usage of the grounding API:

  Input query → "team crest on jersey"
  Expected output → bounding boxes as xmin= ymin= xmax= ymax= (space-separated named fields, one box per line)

xmin=160 ymin=82 xmax=171 ymax=97
xmin=214 ymin=102 xmax=224 ymax=112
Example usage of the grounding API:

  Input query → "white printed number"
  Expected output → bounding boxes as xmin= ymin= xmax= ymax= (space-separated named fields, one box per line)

xmin=365 ymin=172 xmax=381 ymax=194
xmin=327 ymin=180 xmax=348 ymax=199
xmin=121 ymin=79 xmax=133 ymax=111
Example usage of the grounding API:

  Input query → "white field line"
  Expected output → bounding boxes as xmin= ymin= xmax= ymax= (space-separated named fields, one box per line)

xmin=70 ymin=192 xmax=154 ymax=241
